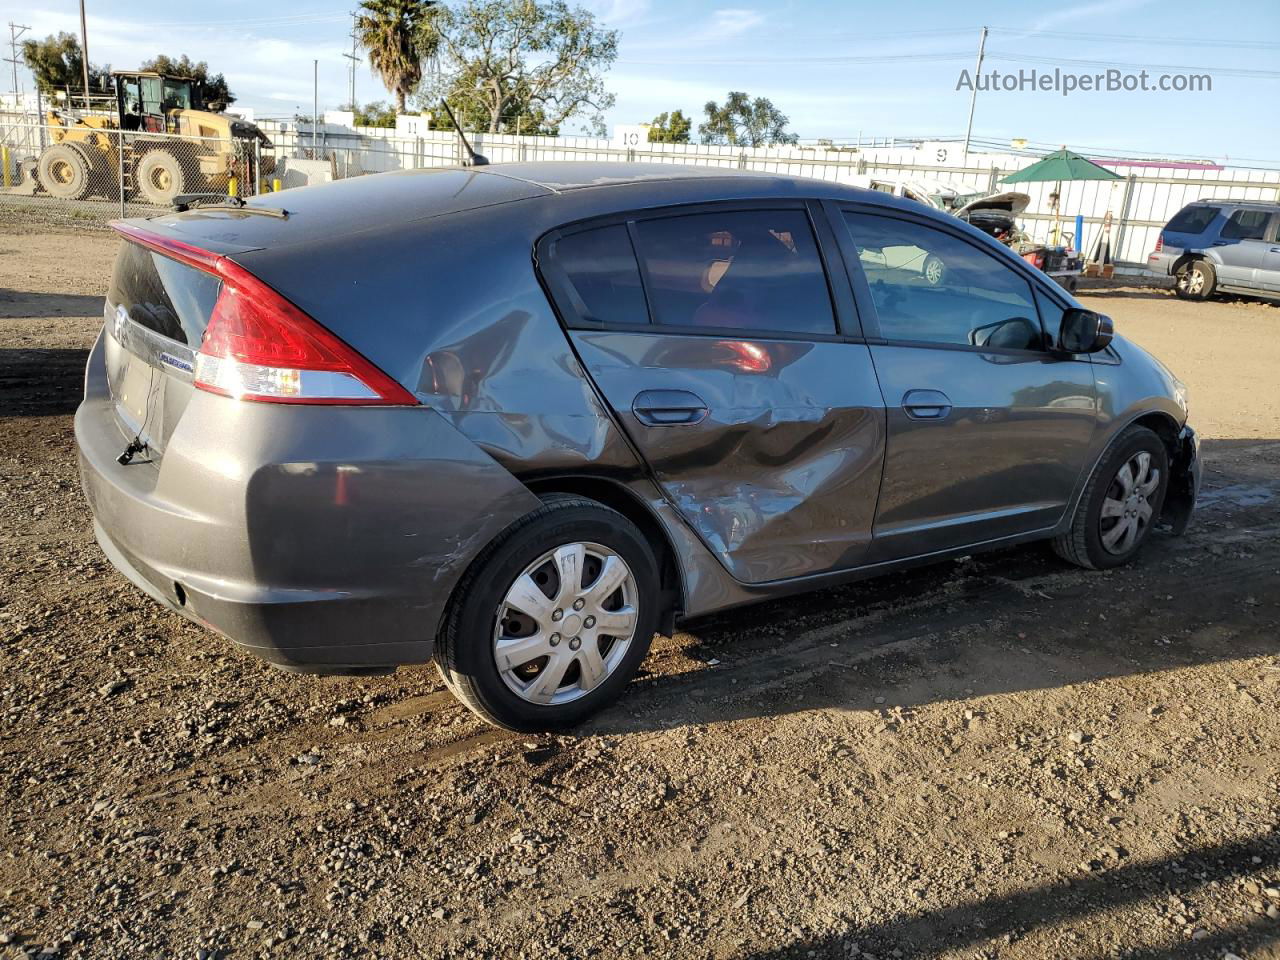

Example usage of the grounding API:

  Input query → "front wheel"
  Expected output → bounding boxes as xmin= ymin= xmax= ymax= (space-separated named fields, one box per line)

xmin=435 ymin=496 xmax=660 ymax=731
xmin=1053 ymin=425 xmax=1169 ymax=570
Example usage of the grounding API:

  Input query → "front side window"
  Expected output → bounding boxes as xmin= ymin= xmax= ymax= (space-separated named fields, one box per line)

xmin=1220 ymin=209 xmax=1271 ymax=241
xmin=843 ymin=212 xmax=1044 ymax=351
xmin=630 ymin=209 xmax=836 ymax=335
xmin=161 ymin=79 xmax=193 ymax=111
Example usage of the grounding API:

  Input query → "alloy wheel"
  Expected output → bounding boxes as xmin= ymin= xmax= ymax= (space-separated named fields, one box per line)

xmin=1180 ymin=267 xmax=1204 ymax=295
xmin=493 ymin=542 xmax=639 ymax=705
xmin=1100 ymin=450 xmax=1160 ymax=555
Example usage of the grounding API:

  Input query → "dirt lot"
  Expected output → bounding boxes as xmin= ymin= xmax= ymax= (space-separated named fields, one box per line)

xmin=2 ymin=214 xmax=1279 ymax=960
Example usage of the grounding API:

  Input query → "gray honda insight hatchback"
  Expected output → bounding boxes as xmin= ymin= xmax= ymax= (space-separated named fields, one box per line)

xmin=77 ymin=163 xmax=1200 ymax=730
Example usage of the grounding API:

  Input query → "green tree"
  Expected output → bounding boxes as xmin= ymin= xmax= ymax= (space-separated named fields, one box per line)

xmin=20 ymin=33 xmax=112 ymax=99
xmin=138 ymin=54 xmax=235 ymax=107
xmin=421 ymin=0 xmax=618 ymax=136
xmin=699 ymin=92 xmax=798 ymax=147
xmin=342 ymin=100 xmax=399 ymax=127
xmin=355 ymin=0 xmax=438 ymax=114
xmin=647 ymin=110 xmax=691 ymax=143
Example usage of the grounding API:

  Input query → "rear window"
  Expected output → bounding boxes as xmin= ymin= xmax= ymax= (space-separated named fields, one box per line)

xmin=553 ymin=224 xmax=649 ymax=326
xmin=1164 ymin=205 xmax=1217 ymax=235
xmin=630 ymin=209 xmax=836 ymax=335
xmin=108 ymin=242 xmax=221 ymax=346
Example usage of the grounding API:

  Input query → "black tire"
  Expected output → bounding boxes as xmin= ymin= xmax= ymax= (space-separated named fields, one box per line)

xmin=922 ymin=254 xmax=946 ymax=286
xmin=37 ymin=143 xmax=91 ymax=200
xmin=435 ymin=495 xmax=660 ymax=731
xmin=135 ymin=150 xmax=187 ymax=205
xmin=1053 ymin=425 xmax=1169 ymax=570
xmin=1174 ymin=260 xmax=1215 ymax=301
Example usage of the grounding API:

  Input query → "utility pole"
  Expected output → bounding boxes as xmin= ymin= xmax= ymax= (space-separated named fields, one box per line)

xmin=313 ymin=59 xmax=319 ymax=151
xmin=78 ymin=0 xmax=91 ymax=108
xmin=342 ymin=28 xmax=360 ymax=113
xmin=961 ymin=25 xmax=987 ymax=168
xmin=5 ymin=22 xmax=30 ymax=100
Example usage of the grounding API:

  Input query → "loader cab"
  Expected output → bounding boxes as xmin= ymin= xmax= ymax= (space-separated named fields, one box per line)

xmin=114 ymin=71 xmax=205 ymax=134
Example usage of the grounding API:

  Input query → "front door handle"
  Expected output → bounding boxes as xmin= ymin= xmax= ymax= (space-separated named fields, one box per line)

xmin=632 ymin=389 xmax=709 ymax=426
xmin=902 ymin=389 xmax=952 ymax=421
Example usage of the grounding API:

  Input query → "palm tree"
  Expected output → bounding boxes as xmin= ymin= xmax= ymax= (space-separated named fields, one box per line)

xmin=354 ymin=0 xmax=437 ymax=115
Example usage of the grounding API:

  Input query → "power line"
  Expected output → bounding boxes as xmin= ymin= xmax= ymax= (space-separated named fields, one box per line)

xmin=986 ymin=51 xmax=1280 ymax=80
xmin=988 ymin=27 xmax=1280 ymax=49
xmin=616 ymin=51 xmax=973 ymax=66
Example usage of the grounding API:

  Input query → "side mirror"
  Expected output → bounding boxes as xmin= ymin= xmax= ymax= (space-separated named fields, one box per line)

xmin=1058 ymin=308 xmax=1113 ymax=354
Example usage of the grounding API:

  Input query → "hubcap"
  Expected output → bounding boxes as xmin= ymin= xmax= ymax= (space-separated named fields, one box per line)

xmin=1100 ymin=451 xmax=1160 ymax=555
xmin=493 ymin=542 xmax=639 ymax=706
xmin=925 ymin=259 xmax=942 ymax=284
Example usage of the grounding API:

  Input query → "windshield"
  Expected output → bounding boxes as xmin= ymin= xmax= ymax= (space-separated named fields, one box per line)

xmin=161 ymin=78 xmax=197 ymax=111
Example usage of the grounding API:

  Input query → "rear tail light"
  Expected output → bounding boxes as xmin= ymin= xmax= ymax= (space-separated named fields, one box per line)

xmin=109 ymin=221 xmax=416 ymax=406
xmin=1154 ymin=234 xmax=1164 ymax=253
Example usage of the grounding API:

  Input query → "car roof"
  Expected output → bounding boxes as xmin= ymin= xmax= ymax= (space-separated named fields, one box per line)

xmin=473 ymin=161 xmax=789 ymax=193
xmin=1187 ymin=199 xmax=1280 ymax=209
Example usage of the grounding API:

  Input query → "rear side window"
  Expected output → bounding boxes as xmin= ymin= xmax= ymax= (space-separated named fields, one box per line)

xmin=108 ymin=242 xmax=221 ymax=346
xmin=843 ymin=212 xmax=1043 ymax=350
xmin=630 ymin=209 xmax=836 ymax=335
xmin=553 ymin=224 xmax=649 ymax=326
xmin=1164 ymin=205 xmax=1217 ymax=234
xmin=1220 ymin=209 xmax=1272 ymax=241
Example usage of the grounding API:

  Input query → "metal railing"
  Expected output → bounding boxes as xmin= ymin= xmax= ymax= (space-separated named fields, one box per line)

xmin=6 ymin=112 xmax=1280 ymax=268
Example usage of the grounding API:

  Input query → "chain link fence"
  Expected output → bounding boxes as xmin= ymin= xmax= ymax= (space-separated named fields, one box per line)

xmin=0 ymin=119 xmax=273 ymax=223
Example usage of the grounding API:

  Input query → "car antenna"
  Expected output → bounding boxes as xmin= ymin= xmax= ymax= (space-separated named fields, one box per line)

xmin=440 ymin=100 xmax=488 ymax=166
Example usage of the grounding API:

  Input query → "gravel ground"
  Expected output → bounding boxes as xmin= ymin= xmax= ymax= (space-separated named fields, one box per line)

xmin=2 ymin=213 xmax=1279 ymax=960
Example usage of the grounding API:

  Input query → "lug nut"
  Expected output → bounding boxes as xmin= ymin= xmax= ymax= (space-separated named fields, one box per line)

xmin=568 ymin=637 xmax=581 ymax=651
xmin=551 ymin=609 xmax=563 ymax=622
xmin=583 ymin=616 xmax=595 ymax=628
xmin=550 ymin=633 xmax=561 ymax=646
xmin=572 ymin=598 xmax=585 ymax=611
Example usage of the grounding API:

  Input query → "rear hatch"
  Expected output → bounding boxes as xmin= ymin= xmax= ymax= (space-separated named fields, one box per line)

xmin=98 ymin=167 xmax=550 ymax=458
xmin=103 ymin=238 xmax=227 ymax=457
xmin=1159 ymin=203 xmax=1221 ymax=253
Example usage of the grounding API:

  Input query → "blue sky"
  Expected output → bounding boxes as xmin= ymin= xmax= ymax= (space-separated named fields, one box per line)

xmin=4 ymin=0 xmax=1278 ymax=163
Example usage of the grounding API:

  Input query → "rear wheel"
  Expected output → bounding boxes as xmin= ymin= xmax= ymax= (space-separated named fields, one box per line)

xmin=922 ymin=254 xmax=946 ymax=286
xmin=1174 ymin=260 xmax=1215 ymax=300
xmin=1054 ymin=425 xmax=1169 ymax=570
xmin=135 ymin=150 xmax=187 ymax=205
xmin=435 ymin=496 xmax=659 ymax=731
xmin=37 ymin=143 xmax=91 ymax=200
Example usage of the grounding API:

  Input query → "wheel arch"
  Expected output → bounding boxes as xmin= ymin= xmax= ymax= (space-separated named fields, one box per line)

xmin=522 ymin=475 xmax=685 ymax=634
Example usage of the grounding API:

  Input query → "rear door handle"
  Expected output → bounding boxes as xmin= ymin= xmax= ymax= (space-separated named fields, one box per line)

xmin=1210 ymin=240 xmax=1229 ymax=246
xmin=632 ymin=389 xmax=709 ymax=426
xmin=902 ymin=389 xmax=952 ymax=421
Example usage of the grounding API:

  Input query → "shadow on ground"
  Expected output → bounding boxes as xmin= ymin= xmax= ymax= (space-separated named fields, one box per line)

xmin=585 ymin=438 xmax=1280 ymax=736
xmin=0 ymin=347 xmax=91 ymax=416
xmin=741 ymin=832 xmax=1280 ymax=959
xmin=0 ymin=290 xmax=105 ymax=319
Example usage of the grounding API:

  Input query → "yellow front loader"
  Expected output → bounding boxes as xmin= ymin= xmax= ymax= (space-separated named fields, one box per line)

xmin=34 ymin=71 xmax=275 ymax=205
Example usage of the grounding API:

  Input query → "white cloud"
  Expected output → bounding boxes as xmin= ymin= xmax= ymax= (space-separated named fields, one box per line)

xmin=707 ymin=8 xmax=765 ymax=38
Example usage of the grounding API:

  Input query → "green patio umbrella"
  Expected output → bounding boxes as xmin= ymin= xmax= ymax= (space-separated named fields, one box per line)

xmin=1001 ymin=148 xmax=1122 ymax=255
xmin=1000 ymin=148 xmax=1123 ymax=184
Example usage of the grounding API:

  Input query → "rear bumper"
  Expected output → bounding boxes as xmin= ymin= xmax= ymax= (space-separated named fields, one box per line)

xmin=1146 ymin=250 xmax=1179 ymax=276
xmin=76 ymin=332 xmax=541 ymax=670
xmin=1162 ymin=425 xmax=1201 ymax=535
